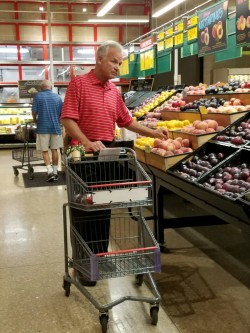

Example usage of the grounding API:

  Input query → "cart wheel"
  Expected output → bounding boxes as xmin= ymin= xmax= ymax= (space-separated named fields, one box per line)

xmin=63 ymin=279 xmax=71 ymax=297
xmin=150 ymin=306 xmax=159 ymax=325
xmin=13 ymin=168 xmax=19 ymax=176
xmin=135 ymin=274 xmax=144 ymax=286
xmin=99 ymin=313 xmax=109 ymax=333
xmin=28 ymin=167 xmax=34 ymax=180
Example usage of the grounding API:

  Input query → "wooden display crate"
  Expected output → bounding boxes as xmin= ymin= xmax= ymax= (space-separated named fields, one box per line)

xmin=161 ymin=110 xmax=201 ymax=122
xmin=201 ymin=111 xmax=249 ymax=127
xmin=172 ymin=131 xmax=218 ymax=149
xmin=145 ymin=151 xmax=189 ymax=171
xmin=134 ymin=146 xmax=146 ymax=163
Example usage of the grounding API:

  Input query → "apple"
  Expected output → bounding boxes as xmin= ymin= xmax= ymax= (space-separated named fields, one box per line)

xmin=154 ymin=138 xmax=162 ymax=148
xmin=205 ymin=119 xmax=218 ymax=130
xmin=173 ymin=140 xmax=182 ymax=149
xmin=182 ymin=138 xmax=190 ymax=147
xmin=233 ymin=99 xmax=242 ymax=106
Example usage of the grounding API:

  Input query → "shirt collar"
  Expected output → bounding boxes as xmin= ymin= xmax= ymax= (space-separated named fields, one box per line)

xmin=88 ymin=69 xmax=112 ymax=90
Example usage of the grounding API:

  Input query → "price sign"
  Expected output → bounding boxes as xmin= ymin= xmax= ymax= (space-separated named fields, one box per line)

xmin=157 ymin=40 xmax=164 ymax=52
xmin=165 ymin=37 xmax=173 ymax=50
xmin=174 ymin=21 xmax=184 ymax=33
xmin=157 ymin=31 xmax=165 ymax=41
xmin=199 ymin=106 xmax=207 ymax=114
xmin=165 ymin=27 xmax=173 ymax=37
xmin=187 ymin=26 xmax=198 ymax=42
xmin=187 ymin=15 xmax=198 ymax=28
xmin=174 ymin=33 xmax=183 ymax=46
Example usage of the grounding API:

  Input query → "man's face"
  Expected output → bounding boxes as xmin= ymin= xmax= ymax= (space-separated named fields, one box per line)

xmin=97 ymin=46 xmax=123 ymax=81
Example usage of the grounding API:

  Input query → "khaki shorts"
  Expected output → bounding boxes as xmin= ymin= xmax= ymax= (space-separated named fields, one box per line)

xmin=36 ymin=134 xmax=63 ymax=151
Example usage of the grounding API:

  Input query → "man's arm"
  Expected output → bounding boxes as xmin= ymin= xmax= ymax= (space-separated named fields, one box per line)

xmin=61 ymin=118 xmax=106 ymax=152
xmin=126 ymin=119 xmax=168 ymax=139
xmin=32 ymin=112 xmax=37 ymax=124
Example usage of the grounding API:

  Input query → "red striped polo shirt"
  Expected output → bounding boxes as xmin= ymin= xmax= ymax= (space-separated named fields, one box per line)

xmin=61 ymin=70 xmax=133 ymax=142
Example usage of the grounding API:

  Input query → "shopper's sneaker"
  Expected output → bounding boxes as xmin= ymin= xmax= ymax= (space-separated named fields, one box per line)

xmin=53 ymin=174 xmax=59 ymax=181
xmin=47 ymin=172 xmax=55 ymax=182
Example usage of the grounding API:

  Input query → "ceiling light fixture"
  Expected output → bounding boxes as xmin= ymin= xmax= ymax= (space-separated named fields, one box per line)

xmin=152 ymin=0 xmax=186 ymax=18
xmin=39 ymin=6 xmax=44 ymax=11
xmin=82 ymin=8 xmax=87 ymax=12
xmin=97 ymin=0 xmax=120 ymax=17
xmin=0 ymin=47 xmax=29 ymax=54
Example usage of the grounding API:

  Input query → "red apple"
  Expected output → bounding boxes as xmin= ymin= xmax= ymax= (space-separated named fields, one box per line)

xmin=182 ymin=138 xmax=190 ymax=147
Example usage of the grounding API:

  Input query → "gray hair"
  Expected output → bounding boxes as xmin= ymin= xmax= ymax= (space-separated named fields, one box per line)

xmin=97 ymin=40 xmax=123 ymax=57
xmin=40 ymin=80 xmax=52 ymax=90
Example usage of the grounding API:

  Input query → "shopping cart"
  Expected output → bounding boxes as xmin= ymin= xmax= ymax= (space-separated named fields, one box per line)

xmin=12 ymin=122 xmax=44 ymax=179
xmin=62 ymin=148 xmax=161 ymax=332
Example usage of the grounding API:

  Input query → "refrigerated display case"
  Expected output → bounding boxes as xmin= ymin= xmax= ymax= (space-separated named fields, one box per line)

xmin=0 ymin=103 xmax=33 ymax=148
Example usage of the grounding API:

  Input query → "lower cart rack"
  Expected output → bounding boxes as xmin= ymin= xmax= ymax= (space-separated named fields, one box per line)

xmin=62 ymin=205 xmax=161 ymax=332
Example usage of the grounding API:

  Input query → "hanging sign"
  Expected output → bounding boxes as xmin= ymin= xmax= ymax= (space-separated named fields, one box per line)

xmin=18 ymin=80 xmax=42 ymax=99
xmin=174 ymin=20 xmax=184 ymax=48
xmin=119 ymin=58 xmax=129 ymax=76
xmin=236 ymin=0 xmax=250 ymax=46
xmin=187 ymin=15 xmax=198 ymax=43
xmin=140 ymin=37 xmax=154 ymax=71
xmin=165 ymin=26 xmax=174 ymax=50
xmin=157 ymin=31 xmax=165 ymax=53
xmin=174 ymin=33 xmax=184 ymax=47
xmin=129 ymin=45 xmax=135 ymax=62
xmin=198 ymin=0 xmax=228 ymax=57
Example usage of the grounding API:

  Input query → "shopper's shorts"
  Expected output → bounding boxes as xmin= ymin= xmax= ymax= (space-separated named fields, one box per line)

xmin=36 ymin=134 xmax=63 ymax=151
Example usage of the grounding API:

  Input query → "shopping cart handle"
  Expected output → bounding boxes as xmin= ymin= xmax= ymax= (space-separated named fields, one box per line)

xmin=89 ymin=180 xmax=151 ymax=189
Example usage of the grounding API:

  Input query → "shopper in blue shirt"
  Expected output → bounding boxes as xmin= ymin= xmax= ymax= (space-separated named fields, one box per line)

xmin=32 ymin=80 xmax=63 ymax=182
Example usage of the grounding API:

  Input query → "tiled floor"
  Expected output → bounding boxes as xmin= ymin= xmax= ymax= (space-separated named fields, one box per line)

xmin=1 ymin=148 xmax=250 ymax=333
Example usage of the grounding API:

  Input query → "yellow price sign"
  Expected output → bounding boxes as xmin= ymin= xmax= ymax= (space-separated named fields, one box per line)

xmin=187 ymin=26 xmax=198 ymax=41
xmin=175 ymin=21 xmax=184 ymax=33
xmin=188 ymin=15 xmax=198 ymax=27
xmin=165 ymin=27 xmax=173 ymax=37
xmin=129 ymin=53 xmax=135 ymax=62
xmin=157 ymin=31 xmax=165 ymax=41
xmin=157 ymin=41 xmax=164 ymax=52
xmin=199 ymin=106 xmax=207 ymax=114
xmin=165 ymin=37 xmax=173 ymax=49
xmin=174 ymin=33 xmax=183 ymax=46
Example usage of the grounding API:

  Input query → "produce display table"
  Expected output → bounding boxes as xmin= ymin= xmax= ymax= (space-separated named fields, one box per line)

xmin=138 ymin=161 xmax=250 ymax=250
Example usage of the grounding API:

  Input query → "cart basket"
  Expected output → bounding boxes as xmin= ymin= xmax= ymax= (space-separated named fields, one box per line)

xmin=69 ymin=210 xmax=161 ymax=281
xmin=65 ymin=148 xmax=152 ymax=210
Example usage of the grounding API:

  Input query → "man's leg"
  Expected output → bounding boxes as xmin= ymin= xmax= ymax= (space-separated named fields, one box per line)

xmin=37 ymin=134 xmax=54 ymax=181
xmin=50 ymin=135 xmax=62 ymax=180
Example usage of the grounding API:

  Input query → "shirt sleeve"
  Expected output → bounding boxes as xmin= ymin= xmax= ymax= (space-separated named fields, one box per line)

xmin=60 ymin=78 xmax=79 ymax=121
xmin=116 ymin=93 xmax=133 ymax=128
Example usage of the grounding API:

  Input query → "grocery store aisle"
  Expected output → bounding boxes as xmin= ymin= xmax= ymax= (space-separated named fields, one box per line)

xmin=1 ymin=148 xmax=250 ymax=333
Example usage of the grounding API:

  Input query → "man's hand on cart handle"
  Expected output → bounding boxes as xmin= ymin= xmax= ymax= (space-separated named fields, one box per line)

xmin=84 ymin=140 xmax=106 ymax=153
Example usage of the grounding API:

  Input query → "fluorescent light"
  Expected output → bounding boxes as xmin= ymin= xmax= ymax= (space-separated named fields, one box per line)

xmin=77 ymin=48 xmax=95 ymax=55
xmin=0 ymin=47 xmax=29 ymax=54
xmin=88 ymin=18 xmax=149 ymax=23
xmin=152 ymin=0 xmax=186 ymax=18
xmin=97 ymin=0 xmax=120 ymax=17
